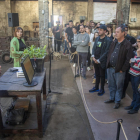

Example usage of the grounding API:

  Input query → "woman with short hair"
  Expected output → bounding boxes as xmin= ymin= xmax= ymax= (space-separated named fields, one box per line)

xmin=10 ymin=27 xmax=26 ymax=67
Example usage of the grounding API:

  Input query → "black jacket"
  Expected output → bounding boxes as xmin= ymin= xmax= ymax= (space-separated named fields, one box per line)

xmin=106 ymin=39 xmax=133 ymax=73
xmin=92 ymin=36 xmax=112 ymax=69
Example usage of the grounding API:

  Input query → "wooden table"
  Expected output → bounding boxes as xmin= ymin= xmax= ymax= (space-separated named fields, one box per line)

xmin=0 ymin=68 xmax=47 ymax=137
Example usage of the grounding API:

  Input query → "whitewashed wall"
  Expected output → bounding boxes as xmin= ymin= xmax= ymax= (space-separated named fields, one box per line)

xmin=93 ymin=2 xmax=117 ymax=23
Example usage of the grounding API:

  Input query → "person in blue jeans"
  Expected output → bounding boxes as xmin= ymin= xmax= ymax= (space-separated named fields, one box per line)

xmin=63 ymin=24 xmax=69 ymax=55
xmin=63 ymin=40 xmax=69 ymax=55
xmin=105 ymin=25 xmax=133 ymax=109
xmin=124 ymin=36 xmax=140 ymax=114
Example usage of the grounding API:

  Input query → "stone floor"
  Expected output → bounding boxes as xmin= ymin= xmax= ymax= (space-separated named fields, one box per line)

xmin=0 ymin=57 xmax=94 ymax=140
xmin=71 ymin=63 xmax=140 ymax=140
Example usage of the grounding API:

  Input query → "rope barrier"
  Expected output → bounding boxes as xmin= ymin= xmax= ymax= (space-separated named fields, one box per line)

xmin=51 ymin=42 xmax=128 ymax=139
xmin=76 ymin=52 xmax=128 ymax=139
xmin=120 ymin=122 xmax=128 ymax=140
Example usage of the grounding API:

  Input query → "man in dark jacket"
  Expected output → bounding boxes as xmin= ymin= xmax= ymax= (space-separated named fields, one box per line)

xmin=89 ymin=25 xmax=111 ymax=96
xmin=104 ymin=25 xmax=133 ymax=109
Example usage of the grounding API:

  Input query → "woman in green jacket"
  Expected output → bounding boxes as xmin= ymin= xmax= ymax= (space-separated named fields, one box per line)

xmin=10 ymin=27 xmax=26 ymax=67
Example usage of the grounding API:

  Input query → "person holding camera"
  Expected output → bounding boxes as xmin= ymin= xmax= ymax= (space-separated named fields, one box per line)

xmin=124 ymin=36 xmax=140 ymax=114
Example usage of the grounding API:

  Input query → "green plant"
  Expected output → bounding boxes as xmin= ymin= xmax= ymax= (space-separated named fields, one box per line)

xmin=23 ymin=45 xmax=47 ymax=58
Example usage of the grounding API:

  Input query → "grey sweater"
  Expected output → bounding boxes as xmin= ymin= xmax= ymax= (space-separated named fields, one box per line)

xmin=73 ymin=33 xmax=90 ymax=53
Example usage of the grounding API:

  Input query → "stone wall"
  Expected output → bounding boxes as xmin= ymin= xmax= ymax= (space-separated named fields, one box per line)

xmin=11 ymin=1 xmax=39 ymax=31
xmin=93 ymin=2 xmax=117 ymax=24
xmin=0 ymin=0 xmax=140 ymax=38
xmin=53 ymin=1 xmax=88 ymax=25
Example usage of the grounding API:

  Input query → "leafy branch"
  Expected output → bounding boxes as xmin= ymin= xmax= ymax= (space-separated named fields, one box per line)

xmin=23 ymin=45 xmax=47 ymax=59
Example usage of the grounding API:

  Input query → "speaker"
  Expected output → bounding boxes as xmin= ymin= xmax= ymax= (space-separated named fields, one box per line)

xmin=8 ymin=13 xmax=19 ymax=27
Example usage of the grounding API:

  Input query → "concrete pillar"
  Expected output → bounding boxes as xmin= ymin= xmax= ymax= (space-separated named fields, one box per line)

xmin=49 ymin=0 xmax=52 ymax=22
xmin=117 ymin=0 xmax=131 ymax=25
xmin=5 ymin=0 xmax=12 ymax=36
xmin=87 ymin=0 xmax=93 ymax=21
xmin=38 ymin=0 xmax=49 ymax=47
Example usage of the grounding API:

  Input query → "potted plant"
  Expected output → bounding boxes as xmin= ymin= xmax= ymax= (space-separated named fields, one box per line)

xmin=23 ymin=45 xmax=47 ymax=72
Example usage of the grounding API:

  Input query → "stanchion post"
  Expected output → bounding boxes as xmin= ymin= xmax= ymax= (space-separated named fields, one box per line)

xmin=116 ymin=119 xmax=123 ymax=140
xmin=48 ymin=52 xmax=52 ymax=94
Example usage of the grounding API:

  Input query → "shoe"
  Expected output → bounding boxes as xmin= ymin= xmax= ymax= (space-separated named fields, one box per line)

xmin=73 ymin=63 xmax=76 ymax=67
xmin=127 ymin=109 xmax=138 ymax=114
xmin=113 ymin=103 xmax=120 ymax=109
xmin=104 ymin=99 xmax=114 ymax=103
xmin=124 ymin=106 xmax=133 ymax=110
xmin=87 ymin=67 xmax=91 ymax=71
xmin=92 ymin=79 xmax=96 ymax=84
xmin=137 ymin=127 xmax=140 ymax=132
xmin=83 ymin=76 xmax=86 ymax=80
xmin=75 ymin=74 xmax=80 ymax=78
xmin=98 ymin=90 xmax=105 ymax=96
xmin=63 ymin=53 xmax=66 ymax=55
xmin=89 ymin=87 xmax=99 ymax=93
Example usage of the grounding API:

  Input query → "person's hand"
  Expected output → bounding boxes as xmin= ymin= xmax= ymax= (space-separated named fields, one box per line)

xmin=137 ymin=48 xmax=140 ymax=57
xmin=93 ymin=57 xmax=96 ymax=62
xmin=69 ymin=43 xmax=71 ymax=48
xmin=120 ymin=71 xmax=123 ymax=73
xmin=95 ymin=60 xmax=99 ymax=64
xmin=57 ymin=30 xmax=60 ymax=32
xmin=129 ymin=59 xmax=131 ymax=63
xmin=66 ymin=39 xmax=69 ymax=43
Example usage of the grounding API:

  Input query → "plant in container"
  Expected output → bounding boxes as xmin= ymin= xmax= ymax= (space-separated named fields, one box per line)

xmin=23 ymin=45 xmax=47 ymax=72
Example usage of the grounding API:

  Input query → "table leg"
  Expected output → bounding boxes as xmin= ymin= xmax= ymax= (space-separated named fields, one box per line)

xmin=0 ymin=108 xmax=4 ymax=133
xmin=43 ymin=73 xmax=46 ymax=100
xmin=36 ymin=94 xmax=43 ymax=137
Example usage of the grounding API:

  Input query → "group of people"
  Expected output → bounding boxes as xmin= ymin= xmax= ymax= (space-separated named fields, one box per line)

xmin=0 ymin=19 xmax=140 ymax=139
xmin=53 ymin=19 xmax=140 ymax=116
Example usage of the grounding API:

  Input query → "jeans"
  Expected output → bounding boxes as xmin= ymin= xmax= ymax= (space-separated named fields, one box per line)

xmin=77 ymin=52 xmax=88 ymax=77
xmin=130 ymin=75 xmax=140 ymax=111
xmin=54 ymin=39 xmax=61 ymax=52
xmin=63 ymin=40 xmax=69 ymax=54
xmin=107 ymin=68 xmax=125 ymax=103
xmin=94 ymin=63 xmax=105 ymax=90
xmin=87 ymin=46 xmax=91 ymax=67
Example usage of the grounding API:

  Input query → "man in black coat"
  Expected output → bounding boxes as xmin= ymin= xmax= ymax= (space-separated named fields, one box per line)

xmin=89 ymin=25 xmax=112 ymax=96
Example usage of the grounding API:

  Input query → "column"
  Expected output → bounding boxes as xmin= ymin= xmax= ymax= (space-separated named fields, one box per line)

xmin=87 ymin=0 xmax=93 ymax=21
xmin=38 ymin=0 xmax=49 ymax=47
xmin=117 ymin=0 xmax=131 ymax=25
xmin=5 ymin=0 xmax=12 ymax=36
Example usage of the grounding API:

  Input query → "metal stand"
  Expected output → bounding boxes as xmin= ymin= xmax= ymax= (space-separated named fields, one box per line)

xmin=48 ymin=51 xmax=62 ymax=94
xmin=116 ymin=119 xmax=123 ymax=140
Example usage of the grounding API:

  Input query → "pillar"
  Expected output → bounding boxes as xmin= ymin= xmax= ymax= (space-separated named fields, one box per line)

xmin=117 ymin=0 xmax=131 ymax=25
xmin=87 ymin=0 xmax=93 ymax=21
xmin=38 ymin=0 xmax=49 ymax=47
